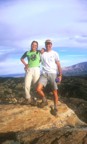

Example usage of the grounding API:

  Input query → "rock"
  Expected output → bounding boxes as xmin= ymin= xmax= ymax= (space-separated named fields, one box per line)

xmin=0 ymin=100 xmax=86 ymax=134
xmin=0 ymin=127 xmax=87 ymax=144
xmin=17 ymin=127 xmax=87 ymax=144
xmin=4 ymin=89 xmax=12 ymax=94
xmin=0 ymin=77 xmax=87 ymax=143
xmin=61 ymin=97 xmax=87 ymax=123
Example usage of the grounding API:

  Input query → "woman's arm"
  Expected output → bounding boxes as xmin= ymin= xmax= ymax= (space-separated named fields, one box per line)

xmin=20 ymin=51 xmax=29 ymax=71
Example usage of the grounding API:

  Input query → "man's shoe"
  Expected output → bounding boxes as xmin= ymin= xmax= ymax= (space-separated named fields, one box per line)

xmin=30 ymin=98 xmax=37 ymax=106
xmin=50 ymin=106 xmax=58 ymax=116
xmin=38 ymin=101 xmax=48 ymax=108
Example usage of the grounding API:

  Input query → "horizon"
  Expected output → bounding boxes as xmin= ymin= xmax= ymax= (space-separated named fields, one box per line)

xmin=0 ymin=61 xmax=87 ymax=77
xmin=0 ymin=0 xmax=87 ymax=75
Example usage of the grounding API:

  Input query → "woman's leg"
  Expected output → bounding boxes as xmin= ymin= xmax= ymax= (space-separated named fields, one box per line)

xmin=33 ymin=67 xmax=40 ymax=86
xmin=25 ymin=68 xmax=33 ymax=100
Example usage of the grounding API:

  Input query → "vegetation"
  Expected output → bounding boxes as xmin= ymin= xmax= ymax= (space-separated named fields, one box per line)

xmin=0 ymin=76 xmax=87 ymax=102
xmin=59 ymin=76 xmax=87 ymax=101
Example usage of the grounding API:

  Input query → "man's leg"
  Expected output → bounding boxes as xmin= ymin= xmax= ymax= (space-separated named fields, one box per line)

xmin=49 ymin=74 xmax=58 ymax=108
xmin=36 ymin=83 xmax=47 ymax=102
xmin=49 ymin=74 xmax=59 ymax=115
xmin=53 ymin=90 xmax=58 ymax=109
xmin=36 ymin=74 xmax=48 ymax=107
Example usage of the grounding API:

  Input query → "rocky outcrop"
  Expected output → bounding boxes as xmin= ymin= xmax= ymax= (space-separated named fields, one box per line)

xmin=0 ymin=99 xmax=87 ymax=143
xmin=0 ymin=77 xmax=87 ymax=143
xmin=0 ymin=100 xmax=86 ymax=133
xmin=0 ymin=127 xmax=87 ymax=144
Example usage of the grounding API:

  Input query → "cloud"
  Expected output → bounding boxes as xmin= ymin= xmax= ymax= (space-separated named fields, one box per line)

xmin=0 ymin=0 xmax=87 ymax=74
xmin=0 ymin=58 xmax=24 ymax=75
xmin=74 ymin=35 xmax=87 ymax=43
xmin=0 ymin=0 xmax=87 ymax=46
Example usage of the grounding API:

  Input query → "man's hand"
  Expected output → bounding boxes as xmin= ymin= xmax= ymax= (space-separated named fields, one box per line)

xmin=55 ymin=75 xmax=62 ymax=84
xmin=58 ymin=75 xmax=62 ymax=82
xmin=55 ymin=61 xmax=62 ymax=82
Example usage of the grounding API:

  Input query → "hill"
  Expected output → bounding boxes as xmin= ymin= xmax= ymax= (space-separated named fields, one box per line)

xmin=63 ymin=62 xmax=87 ymax=76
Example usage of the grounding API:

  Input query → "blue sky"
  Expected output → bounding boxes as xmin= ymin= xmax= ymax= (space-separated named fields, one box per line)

xmin=0 ymin=0 xmax=87 ymax=75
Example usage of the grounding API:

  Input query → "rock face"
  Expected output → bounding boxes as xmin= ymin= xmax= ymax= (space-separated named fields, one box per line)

xmin=0 ymin=77 xmax=87 ymax=143
xmin=17 ymin=127 xmax=87 ymax=144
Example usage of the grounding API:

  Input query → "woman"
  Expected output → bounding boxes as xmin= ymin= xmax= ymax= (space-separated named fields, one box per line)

xmin=20 ymin=41 xmax=40 ymax=105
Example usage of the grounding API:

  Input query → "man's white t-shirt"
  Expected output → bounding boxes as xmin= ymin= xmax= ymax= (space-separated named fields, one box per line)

xmin=41 ymin=50 xmax=60 ymax=74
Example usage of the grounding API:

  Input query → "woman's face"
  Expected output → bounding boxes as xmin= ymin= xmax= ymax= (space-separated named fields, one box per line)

xmin=31 ymin=42 xmax=38 ymax=51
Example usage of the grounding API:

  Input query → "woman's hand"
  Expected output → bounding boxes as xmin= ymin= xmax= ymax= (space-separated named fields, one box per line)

xmin=24 ymin=64 xmax=29 ymax=72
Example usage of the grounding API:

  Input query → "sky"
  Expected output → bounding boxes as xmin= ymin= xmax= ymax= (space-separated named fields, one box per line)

xmin=0 ymin=0 xmax=87 ymax=75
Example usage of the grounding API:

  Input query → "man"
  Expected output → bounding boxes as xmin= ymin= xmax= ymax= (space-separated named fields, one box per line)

xmin=20 ymin=41 xmax=40 ymax=105
xmin=36 ymin=39 xmax=62 ymax=115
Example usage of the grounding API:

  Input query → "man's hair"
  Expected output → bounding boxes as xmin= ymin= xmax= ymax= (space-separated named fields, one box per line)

xmin=45 ymin=39 xmax=52 ymax=44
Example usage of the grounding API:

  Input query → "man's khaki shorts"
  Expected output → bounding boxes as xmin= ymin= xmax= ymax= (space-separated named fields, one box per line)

xmin=38 ymin=73 xmax=58 ymax=90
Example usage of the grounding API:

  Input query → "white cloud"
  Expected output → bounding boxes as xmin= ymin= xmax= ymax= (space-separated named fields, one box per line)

xmin=0 ymin=0 xmax=87 ymax=49
xmin=0 ymin=0 xmax=87 ymax=74
xmin=0 ymin=58 xmax=24 ymax=75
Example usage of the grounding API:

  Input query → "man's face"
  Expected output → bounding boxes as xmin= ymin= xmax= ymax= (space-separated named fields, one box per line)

xmin=45 ymin=43 xmax=52 ymax=51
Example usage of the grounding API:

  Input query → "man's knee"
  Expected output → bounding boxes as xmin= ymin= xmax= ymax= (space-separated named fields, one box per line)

xmin=53 ymin=90 xmax=58 ymax=95
xmin=36 ymin=84 xmax=43 ymax=92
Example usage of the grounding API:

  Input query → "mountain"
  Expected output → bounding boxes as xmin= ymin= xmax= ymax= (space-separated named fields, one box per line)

xmin=0 ymin=73 xmax=25 ymax=78
xmin=62 ymin=62 xmax=87 ymax=76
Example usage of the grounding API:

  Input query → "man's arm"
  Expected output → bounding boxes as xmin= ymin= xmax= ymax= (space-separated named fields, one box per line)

xmin=56 ymin=61 xmax=62 ymax=81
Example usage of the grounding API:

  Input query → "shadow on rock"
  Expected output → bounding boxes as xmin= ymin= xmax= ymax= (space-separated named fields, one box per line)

xmin=0 ymin=127 xmax=87 ymax=144
xmin=60 ymin=97 xmax=87 ymax=124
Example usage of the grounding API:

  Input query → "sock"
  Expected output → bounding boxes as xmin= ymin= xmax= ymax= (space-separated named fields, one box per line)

xmin=54 ymin=105 xmax=57 ymax=110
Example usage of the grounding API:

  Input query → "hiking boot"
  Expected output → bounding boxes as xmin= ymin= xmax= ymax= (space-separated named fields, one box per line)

xmin=21 ymin=98 xmax=31 ymax=105
xmin=30 ymin=98 xmax=37 ymax=106
xmin=50 ymin=106 xmax=58 ymax=116
xmin=38 ymin=101 xmax=48 ymax=108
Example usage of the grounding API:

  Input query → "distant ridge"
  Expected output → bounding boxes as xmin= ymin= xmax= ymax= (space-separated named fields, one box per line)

xmin=62 ymin=61 xmax=87 ymax=76
xmin=0 ymin=62 xmax=87 ymax=77
xmin=0 ymin=73 xmax=25 ymax=78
